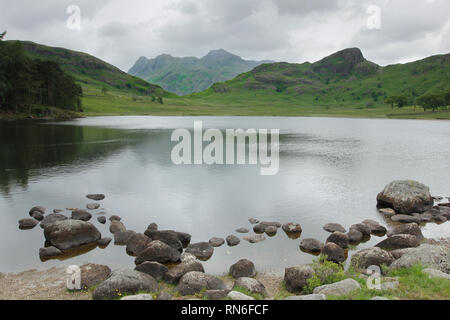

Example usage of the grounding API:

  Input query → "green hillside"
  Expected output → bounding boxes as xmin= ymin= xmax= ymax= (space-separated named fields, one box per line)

xmin=186 ymin=48 xmax=450 ymax=111
xmin=129 ymin=49 xmax=273 ymax=95
xmin=18 ymin=41 xmax=171 ymax=99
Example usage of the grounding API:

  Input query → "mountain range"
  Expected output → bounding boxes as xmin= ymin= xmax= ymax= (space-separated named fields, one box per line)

xmin=128 ymin=49 xmax=273 ymax=95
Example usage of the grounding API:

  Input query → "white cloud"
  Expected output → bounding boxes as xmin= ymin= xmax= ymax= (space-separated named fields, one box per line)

xmin=0 ymin=0 xmax=448 ymax=71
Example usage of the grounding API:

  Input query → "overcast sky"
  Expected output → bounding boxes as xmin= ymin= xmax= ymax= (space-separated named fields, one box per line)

xmin=1 ymin=0 xmax=449 ymax=71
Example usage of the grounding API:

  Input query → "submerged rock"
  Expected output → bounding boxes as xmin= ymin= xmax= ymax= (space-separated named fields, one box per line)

xmin=92 ymin=269 xmax=158 ymax=300
xmin=44 ymin=220 xmax=101 ymax=251
xmin=253 ymin=224 xmax=266 ymax=234
xmin=347 ymin=229 xmax=363 ymax=244
xmin=31 ymin=211 xmax=44 ymax=221
xmin=229 ymin=259 xmax=256 ymax=279
xmin=248 ymin=218 xmax=260 ymax=225
xmin=376 ymin=180 xmax=433 ymax=214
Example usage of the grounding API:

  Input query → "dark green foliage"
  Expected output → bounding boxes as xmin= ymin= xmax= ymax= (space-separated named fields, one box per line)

xmin=0 ymin=41 xmax=82 ymax=113
xmin=416 ymin=92 xmax=446 ymax=111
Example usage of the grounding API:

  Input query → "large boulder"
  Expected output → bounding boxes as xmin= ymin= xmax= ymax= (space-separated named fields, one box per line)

xmin=185 ymin=242 xmax=214 ymax=261
xmin=284 ymin=265 xmax=314 ymax=293
xmin=134 ymin=261 xmax=168 ymax=281
xmin=375 ymin=234 xmax=420 ymax=250
xmin=44 ymin=220 xmax=101 ymax=251
xmin=135 ymin=240 xmax=181 ymax=265
xmin=164 ymin=260 xmax=205 ymax=284
xmin=390 ymin=244 xmax=450 ymax=273
xmin=176 ymin=271 xmax=226 ymax=296
xmin=144 ymin=230 xmax=183 ymax=252
xmin=229 ymin=259 xmax=256 ymax=279
xmin=92 ymin=269 xmax=158 ymax=300
xmin=326 ymin=231 xmax=349 ymax=249
xmin=40 ymin=213 xmax=67 ymax=229
xmin=376 ymin=180 xmax=433 ymax=214
xmin=313 ymin=279 xmax=361 ymax=296
xmin=322 ymin=242 xmax=346 ymax=263
xmin=126 ymin=233 xmax=152 ymax=256
xmin=233 ymin=277 xmax=267 ymax=296
xmin=386 ymin=223 xmax=424 ymax=241
xmin=299 ymin=238 xmax=323 ymax=255
xmin=350 ymin=247 xmax=394 ymax=272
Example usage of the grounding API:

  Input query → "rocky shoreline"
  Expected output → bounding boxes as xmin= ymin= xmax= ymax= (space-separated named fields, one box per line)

xmin=9 ymin=180 xmax=450 ymax=300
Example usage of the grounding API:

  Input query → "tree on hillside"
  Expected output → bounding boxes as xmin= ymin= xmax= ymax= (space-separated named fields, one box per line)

xmin=416 ymin=93 xmax=445 ymax=112
xmin=385 ymin=96 xmax=396 ymax=109
xmin=385 ymin=95 xmax=409 ymax=109
xmin=101 ymin=87 xmax=108 ymax=95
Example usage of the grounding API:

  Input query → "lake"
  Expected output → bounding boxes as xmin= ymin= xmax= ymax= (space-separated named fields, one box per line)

xmin=1 ymin=116 xmax=449 ymax=275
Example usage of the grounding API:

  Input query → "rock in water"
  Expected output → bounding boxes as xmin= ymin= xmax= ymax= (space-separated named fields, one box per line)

xmin=185 ymin=242 xmax=214 ymax=261
xmin=386 ymin=223 xmax=424 ymax=240
xmin=86 ymin=203 xmax=100 ymax=210
xmin=126 ymin=233 xmax=152 ymax=256
xmin=114 ymin=230 xmax=136 ymax=245
xmin=29 ymin=206 xmax=45 ymax=216
xmin=282 ymin=222 xmax=302 ymax=235
xmin=229 ymin=259 xmax=256 ymax=279
xmin=71 ymin=209 xmax=92 ymax=221
xmin=40 ymin=213 xmax=67 ymax=229
xmin=323 ymin=223 xmax=346 ymax=233
xmin=39 ymin=246 xmax=62 ymax=260
xmin=135 ymin=240 xmax=181 ymax=265
xmin=322 ymin=242 xmax=346 ymax=263
xmin=284 ymin=265 xmax=314 ymax=293
xmin=243 ymin=234 xmax=266 ymax=244
xmin=97 ymin=216 xmax=106 ymax=224
xmin=19 ymin=218 xmax=38 ymax=230
xmin=144 ymin=230 xmax=183 ymax=252
xmin=300 ymin=238 xmax=323 ymax=255
xmin=97 ymin=238 xmax=112 ymax=247
xmin=265 ymin=226 xmax=278 ymax=237
xmin=176 ymin=271 xmax=226 ymax=296
xmin=375 ymin=234 xmax=420 ymax=250
xmin=326 ymin=231 xmax=349 ymax=249
xmin=376 ymin=180 xmax=433 ymax=214
xmin=109 ymin=220 xmax=126 ymax=234
xmin=44 ymin=220 xmax=101 ymax=251
xmin=92 ymin=269 xmax=157 ymax=300
xmin=86 ymin=194 xmax=105 ymax=201
xmin=209 ymin=237 xmax=225 ymax=247
xmin=226 ymin=235 xmax=240 ymax=246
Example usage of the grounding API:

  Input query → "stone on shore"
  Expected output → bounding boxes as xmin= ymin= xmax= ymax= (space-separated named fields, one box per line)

xmin=205 ymin=290 xmax=230 ymax=300
xmin=375 ymin=234 xmax=420 ymax=250
xmin=422 ymin=268 xmax=450 ymax=280
xmin=227 ymin=291 xmax=255 ymax=300
xmin=185 ymin=242 xmax=214 ymax=261
xmin=93 ymin=269 xmax=158 ymax=300
xmin=226 ymin=235 xmax=240 ymax=246
xmin=390 ymin=244 xmax=450 ymax=273
xmin=134 ymin=261 xmax=168 ymax=281
xmin=299 ymin=238 xmax=323 ymax=255
xmin=233 ymin=277 xmax=267 ymax=296
xmin=229 ymin=259 xmax=256 ymax=279
xmin=19 ymin=218 xmax=38 ymax=230
xmin=156 ymin=292 xmax=173 ymax=300
xmin=209 ymin=237 xmax=225 ymax=247
xmin=44 ymin=220 xmax=101 ymax=251
xmin=284 ymin=294 xmax=327 ymax=300
xmin=376 ymin=180 xmax=433 ymax=214
xmin=40 ymin=213 xmax=67 ymax=229
xmin=164 ymin=260 xmax=205 ymax=284
xmin=313 ymin=278 xmax=361 ymax=296
xmin=176 ymin=271 xmax=226 ymax=296
xmin=284 ymin=265 xmax=314 ymax=293
xmin=80 ymin=263 xmax=111 ymax=290
xmin=323 ymin=223 xmax=346 ymax=233
xmin=121 ymin=294 xmax=153 ymax=300
xmin=350 ymin=247 xmax=394 ymax=272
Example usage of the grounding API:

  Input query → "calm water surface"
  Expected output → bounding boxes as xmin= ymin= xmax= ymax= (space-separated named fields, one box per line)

xmin=1 ymin=116 xmax=449 ymax=275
